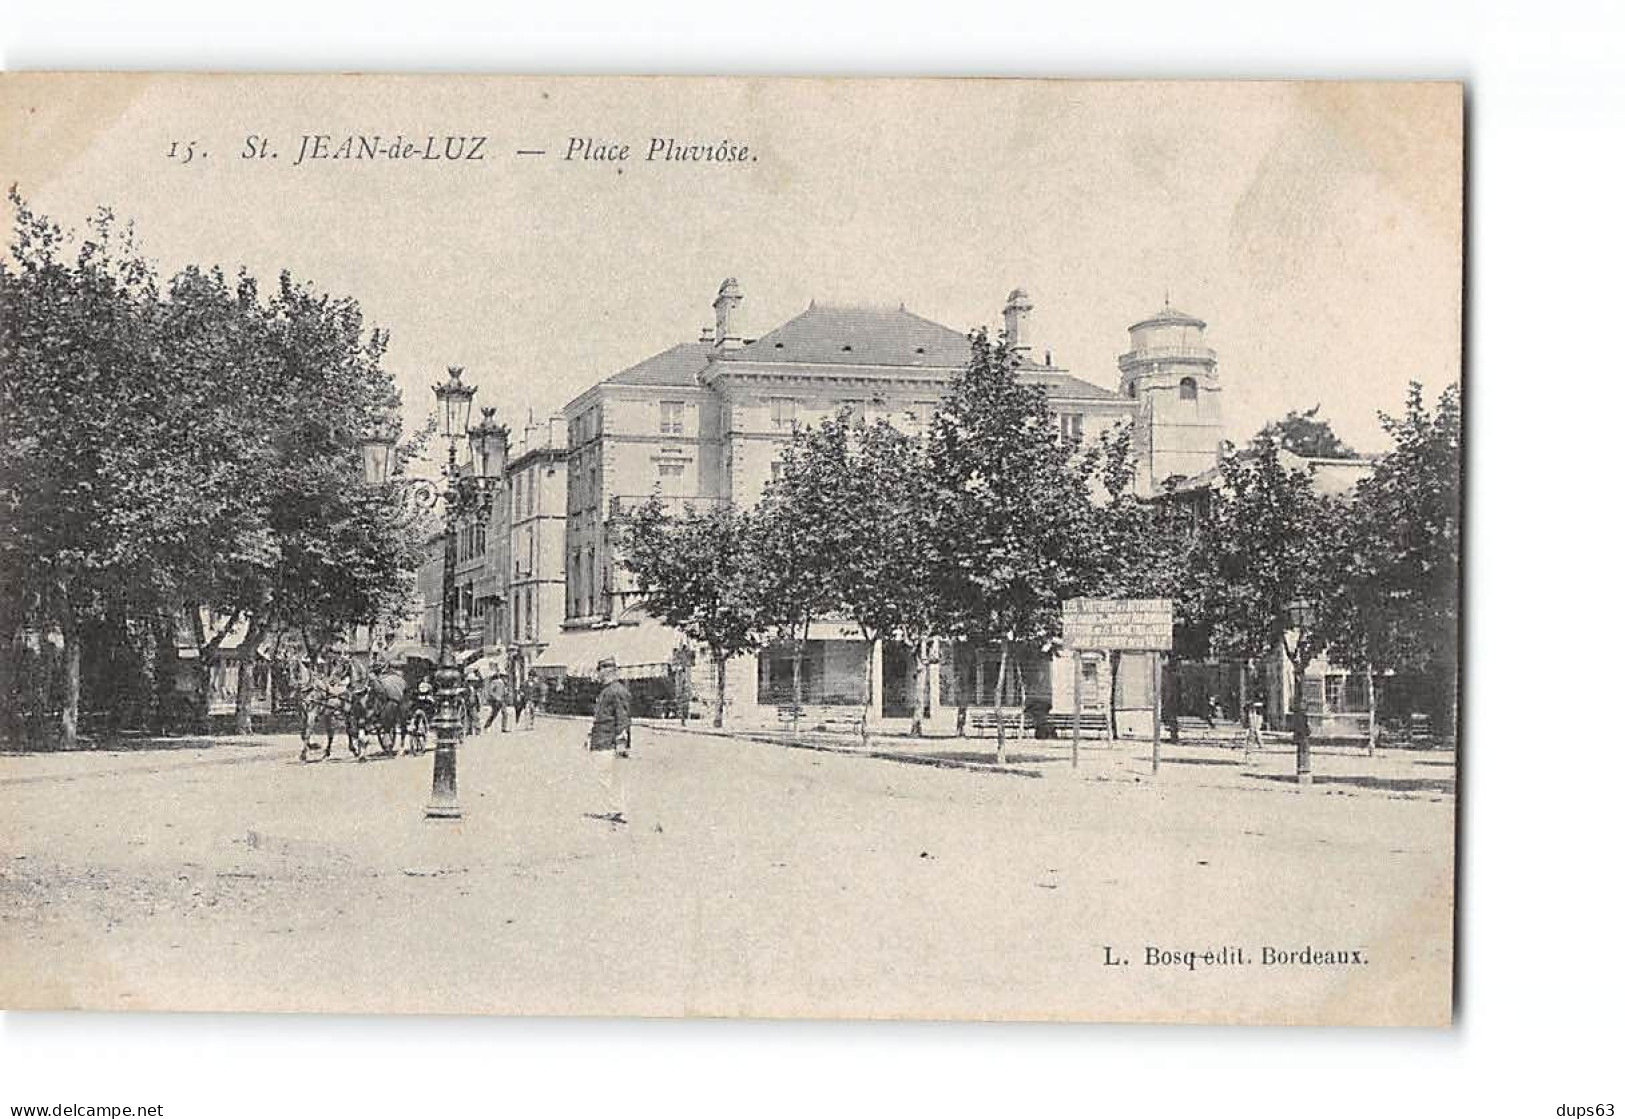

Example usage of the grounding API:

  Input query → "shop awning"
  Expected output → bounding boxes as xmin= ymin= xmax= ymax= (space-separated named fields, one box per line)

xmin=538 ymin=617 xmax=688 ymax=679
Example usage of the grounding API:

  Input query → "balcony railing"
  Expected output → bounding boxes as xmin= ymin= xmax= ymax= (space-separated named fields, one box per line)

xmin=1118 ymin=345 xmax=1217 ymax=365
xmin=607 ymin=494 xmax=729 ymax=518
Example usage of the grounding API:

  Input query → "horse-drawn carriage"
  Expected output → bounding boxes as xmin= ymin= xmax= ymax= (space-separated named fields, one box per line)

xmin=294 ymin=648 xmax=442 ymax=762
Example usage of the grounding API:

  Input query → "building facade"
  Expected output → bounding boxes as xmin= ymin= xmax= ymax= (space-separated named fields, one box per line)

xmin=1118 ymin=301 xmax=1226 ymax=492
xmin=526 ymin=278 xmax=1221 ymax=731
xmin=504 ymin=418 xmax=569 ymax=671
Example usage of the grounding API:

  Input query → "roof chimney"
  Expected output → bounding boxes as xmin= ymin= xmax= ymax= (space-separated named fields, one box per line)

xmin=713 ymin=277 xmax=743 ymax=351
xmin=1003 ymin=288 xmax=1033 ymax=360
xmin=699 ymin=326 xmax=715 ymax=343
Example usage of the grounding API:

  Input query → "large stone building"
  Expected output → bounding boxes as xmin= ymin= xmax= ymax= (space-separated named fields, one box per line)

xmin=521 ymin=278 xmax=1225 ymax=731
xmin=416 ymin=412 xmax=569 ymax=680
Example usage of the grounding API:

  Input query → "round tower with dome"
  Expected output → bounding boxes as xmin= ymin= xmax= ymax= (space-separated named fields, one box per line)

xmin=1116 ymin=299 xmax=1224 ymax=490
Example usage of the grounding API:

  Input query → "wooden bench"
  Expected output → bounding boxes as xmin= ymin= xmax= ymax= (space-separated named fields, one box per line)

xmin=778 ymin=705 xmax=865 ymax=734
xmin=1406 ymin=712 xmax=1436 ymax=747
xmin=967 ymin=710 xmax=1035 ymax=738
xmin=1048 ymin=710 xmax=1111 ymax=738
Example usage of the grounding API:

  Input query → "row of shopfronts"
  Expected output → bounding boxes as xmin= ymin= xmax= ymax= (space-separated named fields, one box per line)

xmin=533 ymin=611 xmax=1389 ymax=741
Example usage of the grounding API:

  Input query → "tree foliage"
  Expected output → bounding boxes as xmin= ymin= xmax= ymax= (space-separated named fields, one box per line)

xmin=1324 ymin=382 xmax=1461 ymax=737
xmin=1 ymin=193 xmax=424 ymax=743
xmin=617 ymin=499 xmax=760 ymax=727
xmin=1251 ymin=404 xmax=1359 ymax=460
xmin=925 ymin=330 xmax=1093 ymax=760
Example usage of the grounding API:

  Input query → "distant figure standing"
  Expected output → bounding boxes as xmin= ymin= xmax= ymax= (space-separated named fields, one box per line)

xmin=482 ymin=670 xmax=510 ymax=733
xmin=1242 ymin=700 xmax=1265 ymax=757
xmin=526 ymin=670 xmax=547 ymax=728
xmin=463 ymin=671 xmax=481 ymax=737
xmin=1205 ymin=694 xmax=1222 ymax=729
xmin=587 ymin=656 xmax=633 ymax=825
xmin=507 ymin=652 xmax=528 ymax=727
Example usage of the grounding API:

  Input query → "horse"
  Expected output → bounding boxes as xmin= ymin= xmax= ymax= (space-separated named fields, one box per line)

xmin=346 ymin=667 xmax=411 ymax=759
xmin=295 ymin=660 xmax=360 ymax=762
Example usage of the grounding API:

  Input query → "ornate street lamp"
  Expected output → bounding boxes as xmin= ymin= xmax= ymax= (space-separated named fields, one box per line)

xmin=357 ymin=367 xmax=498 ymax=821
xmin=359 ymin=424 xmax=395 ymax=487
xmin=467 ymin=406 xmax=511 ymax=482
xmin=436 ymin=366 xmax=476 ymax=443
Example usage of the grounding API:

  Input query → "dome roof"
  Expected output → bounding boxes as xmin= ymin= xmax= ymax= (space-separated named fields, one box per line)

xmin=1130 ymin=299 xmax=1206 ymax=332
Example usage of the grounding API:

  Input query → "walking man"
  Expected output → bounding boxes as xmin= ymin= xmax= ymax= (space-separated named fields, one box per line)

xmin=482 ymin=669 xmax=510 ymax=733
xmin=587 ymin=656 xmax=633 ymax=826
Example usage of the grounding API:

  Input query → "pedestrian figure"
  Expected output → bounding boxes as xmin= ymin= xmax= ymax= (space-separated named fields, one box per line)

xmin=505 ymin=651 xmax=527 ymax=727
xmin=1242 ymin=700 xmax=1265 ymax=758
xmin=587 ymin=656 xmax=633 ymax=826
xmin=483 ymin=670 xmax=510 ymax=733
xmin=1204 ymin=694 xmax=1221 ymax=729
xmin=526 ymin=669 xmax=546 ymax=729
xmin=463 ymin=671 xmax=481 ymax=737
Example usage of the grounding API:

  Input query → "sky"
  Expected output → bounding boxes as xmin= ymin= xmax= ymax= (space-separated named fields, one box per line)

xmin=3 ymin=75 xmax=1462 ymax=454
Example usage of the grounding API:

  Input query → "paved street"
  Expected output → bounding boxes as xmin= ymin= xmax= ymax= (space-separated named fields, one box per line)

xmin=0 ymin=716 xmax=1454 ymax=1023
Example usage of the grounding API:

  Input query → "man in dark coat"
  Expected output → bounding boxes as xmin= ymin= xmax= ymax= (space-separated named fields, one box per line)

xmin=482 ymin=670 xmax=510 ymax=733
xmin=587 ymin=656 xmax=633 ymax=824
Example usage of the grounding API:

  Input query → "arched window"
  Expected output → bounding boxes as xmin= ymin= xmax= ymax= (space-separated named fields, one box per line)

xmin=1179 ymin=377 xmax=1198 ymax=401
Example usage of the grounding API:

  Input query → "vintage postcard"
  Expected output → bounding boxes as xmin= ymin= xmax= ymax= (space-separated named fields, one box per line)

xmin=0 ymin=75 xmax=1462 ymax=1024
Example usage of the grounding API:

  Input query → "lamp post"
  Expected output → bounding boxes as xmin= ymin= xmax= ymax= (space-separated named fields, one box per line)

xmin=358 ymin=366 xmax=495 ymax=820
xmin=1286 ymin=598 xmax=1315 ymax=787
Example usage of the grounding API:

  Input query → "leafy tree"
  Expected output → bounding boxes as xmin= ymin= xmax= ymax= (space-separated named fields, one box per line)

xmin=1 ymin=194 xmax=422 ymax=744
xmin=1325 ymin=382 xmax=1461 ymax=745
xmin=747 ymin=417 xmax=847 ymax=738
xmin=214 ymin=272 xmax=424 ymax=733
xmin=1252 ymin=404 xmax=1359 ymax=460
xmin=0 ymin=196 xmax=185 ymax=744
xmin=1061 ymin=423 xmax=1207 ymax=737
xmin=1197 ymin=437 xmax=1344 ymax=781
xmin=821 ymin=416 xmax=942 ymax=743
xmin=618 ymin=499 xmax=761 ymax=727
xmin=926 ymin=330 xmax=1087 ymax=763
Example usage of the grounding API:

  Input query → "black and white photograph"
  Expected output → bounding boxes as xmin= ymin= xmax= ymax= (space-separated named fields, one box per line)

xmin=0 ymin=75 xmax=1465 ymax=1027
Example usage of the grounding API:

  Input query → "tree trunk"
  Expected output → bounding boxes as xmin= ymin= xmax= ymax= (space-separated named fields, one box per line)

xmin=993 ymin=639 xmax=1010 ymax=766
xmin=187 ymin=605 xmax=213 ymax=730
xmin=791 ymin=623 xmax=806 ymax=741
xmin=234 ymin=615 xmax=265 ymax=735
xmin=1015 ymin=664 xmax=1027 ymax=741
xmin=1106 ymin=650 xmax=1121 ymax=740
xmin=187 ymin=604 xmax=243 ymax=733
xmin=951 ymin=644 xmax=967 ymax=737
xmin=909 ymin=638 xmax=928 ymax=738
xmin=712 ymin=652 xmax=727 ymax=728
xmin=153 ymin=615 xmax=179 ymax=734
xmin=1166 ymin=656 xmax=1181 ymax=742
xmin=1439 ymin=659 xmax=1459 ymax=750
xmin=859 ymin=636 xmax=876 ymax=747
xmin=26 ymin=635 xmax=50 ymax=747
xmin=58 ymin=623 xmax=81 ymax=749
xmin=1366 ymin=662 xmax=1378 ymax=757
